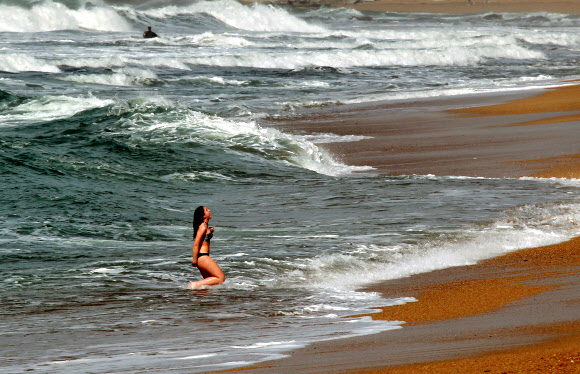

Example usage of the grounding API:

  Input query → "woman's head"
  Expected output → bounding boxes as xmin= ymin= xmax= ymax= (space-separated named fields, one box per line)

xmin=193 ymin=206 xmax=211 ymax=238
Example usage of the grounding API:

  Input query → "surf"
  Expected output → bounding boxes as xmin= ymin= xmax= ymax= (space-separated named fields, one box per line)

xmin=0 ymin=0 xmax=132 ymax=32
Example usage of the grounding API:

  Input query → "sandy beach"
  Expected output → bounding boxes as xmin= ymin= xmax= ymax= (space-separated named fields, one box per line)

xmin=229 ymin=80 xmax=580 ymax=373
xmin=4 ymin=2 xmax=578 ymax=373
xmin=271 ymin=84 xmax=580 ymax=179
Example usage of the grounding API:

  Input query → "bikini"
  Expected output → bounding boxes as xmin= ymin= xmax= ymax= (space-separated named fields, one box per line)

xmin=198 ymin=227 xmax=213 ymax=258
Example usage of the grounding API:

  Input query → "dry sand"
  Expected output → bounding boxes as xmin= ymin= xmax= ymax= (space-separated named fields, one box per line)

xmin=220 ymin=82 xmax=580 ymax=374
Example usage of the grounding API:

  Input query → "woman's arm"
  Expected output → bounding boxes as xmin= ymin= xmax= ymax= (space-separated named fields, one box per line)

xmin=192 ymin=224 xmax=207 ymax=267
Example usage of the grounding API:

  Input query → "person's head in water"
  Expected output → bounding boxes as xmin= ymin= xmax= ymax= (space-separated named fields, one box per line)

xmin=143 ymin=26 xmax=158 ymax=38
xmin=193 ymin=206 xmax=211 ymax=238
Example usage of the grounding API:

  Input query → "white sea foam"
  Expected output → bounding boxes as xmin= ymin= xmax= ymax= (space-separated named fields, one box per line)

xmin=231 ymin=341 xmax=297 ymax=349
xmin=56 ymin=55 xmax=190 ymax=71
xmin=240 ymin=187 xmax=579 ymax=296
xmin=340 ymin=77 xmax=565 ymax=106
xmin=59 ymin=68 xmax=159 ymax=87
xmin=283 ymin=80 xmax=331 ymax=88
xmin=136 ymin=0 xmax=326 ymax=33
xmin=516 ymin=31 xmax=580 ymax=47
xmin=0 ymin=95 xmax=114 ymax=126
xmin=298 ymin=202 xmax=580 ymax=292
xmin=162 ymin=171 xmax=235 ymax=183
xmin=175 ymin=353 xmax=218 ymax=360
xmin=118 ymin=101 xmax=371 ymax=176
xmin=0 ymin=54 xmax=60 ymax=73
xmin=175 ymin=32 xmax=254 ymax=48
xmin=90 ymin=267 xmax=124 ymax=274
xmin=0 ymin=0 xmax=132 ymax=32
xmin=520 ymin=176 xmax=580 ymax=187
xmin=187 ymin=76 xmax=250 ymax=86
xmin=186 ymin=43 xmax=544 ymax=70
xmin=302 ymin=133 xmax=373 ymax=144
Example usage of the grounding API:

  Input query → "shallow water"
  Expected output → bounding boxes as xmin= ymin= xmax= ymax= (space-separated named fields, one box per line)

xmin=1 ymin=1 xmax=580 ymax=372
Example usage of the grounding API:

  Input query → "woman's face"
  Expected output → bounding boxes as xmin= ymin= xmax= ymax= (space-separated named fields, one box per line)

xmin=203 ymin=207 xmax=212 ymax=220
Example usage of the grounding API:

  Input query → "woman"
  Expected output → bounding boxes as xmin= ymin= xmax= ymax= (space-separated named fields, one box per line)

xmin=189 ymin=206 xmax=226 ymax=289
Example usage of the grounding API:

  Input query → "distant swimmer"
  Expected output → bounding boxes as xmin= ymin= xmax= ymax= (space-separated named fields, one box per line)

xmin=189 ymin=206 xmax=226 ymax=289
xmin=143 ymin=26 xmax=158 ymax=39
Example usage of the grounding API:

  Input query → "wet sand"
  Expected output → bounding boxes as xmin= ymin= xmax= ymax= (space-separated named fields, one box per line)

xmin=223 ymin=238 xmax=580 ymax=373
xmin=349 ymin=237 xmax=580 ymax=374
xmin=227 ymin=83 xmax=580 ymax=373
xmin=270 ymin=84 xmax=580 ymax=179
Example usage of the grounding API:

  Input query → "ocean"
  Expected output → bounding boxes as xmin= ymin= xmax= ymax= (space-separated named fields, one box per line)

xmin=1 ymin=0 xmax=580 ymax=372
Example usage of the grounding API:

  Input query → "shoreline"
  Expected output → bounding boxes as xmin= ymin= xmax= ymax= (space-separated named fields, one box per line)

xmin=349 ymin=237 xmax=580 ymax=374
xmin=233 ymin=82 xmax=580 ymax=373
xmin=269 ymin=82 xmax=580 ymax=179
xmin=227 ymin=237 xmax=580 ymax=373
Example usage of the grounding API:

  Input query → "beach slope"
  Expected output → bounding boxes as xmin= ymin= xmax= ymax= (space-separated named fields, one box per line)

xmin=237 ymin=84 xmax=580 ymax=373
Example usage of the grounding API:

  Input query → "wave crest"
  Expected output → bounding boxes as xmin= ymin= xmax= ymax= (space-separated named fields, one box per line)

xmin=133 ymin=0 xmax=326 ymax=33
xmin=0 ymin=0 xmax=132 ymax=32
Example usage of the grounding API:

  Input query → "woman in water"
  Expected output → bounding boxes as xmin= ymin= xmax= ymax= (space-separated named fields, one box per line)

xmin=189 ymin=206 xmax=226 ymax=289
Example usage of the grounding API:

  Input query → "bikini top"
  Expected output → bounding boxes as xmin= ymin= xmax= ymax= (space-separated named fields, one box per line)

xmin=203 ymin=227 xmax=214 ymax=242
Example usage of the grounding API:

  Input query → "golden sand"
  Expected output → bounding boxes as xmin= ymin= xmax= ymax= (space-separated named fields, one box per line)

xmin=348 ymin=237 xmax=580 ymax=374
xmin=354 ymin=323 xmax=580 ymax=374
xmin=356 ymin=237 xmax=580 ymax=323
xmin=450 ymin=84 xmax=580 ymax=119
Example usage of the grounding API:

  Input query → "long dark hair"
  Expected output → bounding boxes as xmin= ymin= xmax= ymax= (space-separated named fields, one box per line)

xmin=193 ymin=206 xmax=205 ymax=240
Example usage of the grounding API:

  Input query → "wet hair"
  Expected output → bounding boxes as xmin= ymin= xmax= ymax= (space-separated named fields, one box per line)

xmin=193 ymin=206 xmax=205 ymax=240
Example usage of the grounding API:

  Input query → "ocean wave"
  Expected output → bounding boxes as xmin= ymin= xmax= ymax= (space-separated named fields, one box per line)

xmin=55 ymin=55 xmax=190 ymax=70
xmin=0 ymin=0 xmax=132 ymax=32
xmin=515 ymin=31 xmax=580 ymax=47
xmin=131 ymin=0 xmax=326 ymax=33
xmin=186 ymin=43 xmax=544 ymax=69
xmin=111 ymin=99 xmax=368 ymax=176
xmin=173 ymin=32 xmax=254 ymax=48
xmin=500 ymin=11 xmax=580 ymax=26
xmin=271 ymin=201 xmax=580 ymax=292
xmin=179 ymin=76 xmax=252 ymax=87
xmin=0 ymin=54 xmax=61 ymax=73
xmin=0 ymin=93 xmax=114 ymax=126
xmin=0 ymin=90 xmax=367 ymax=178
xmin=339 ymin=76 xmax=560 ymax=106
xmin=58 ymin=68 xmax=161 ymax=87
